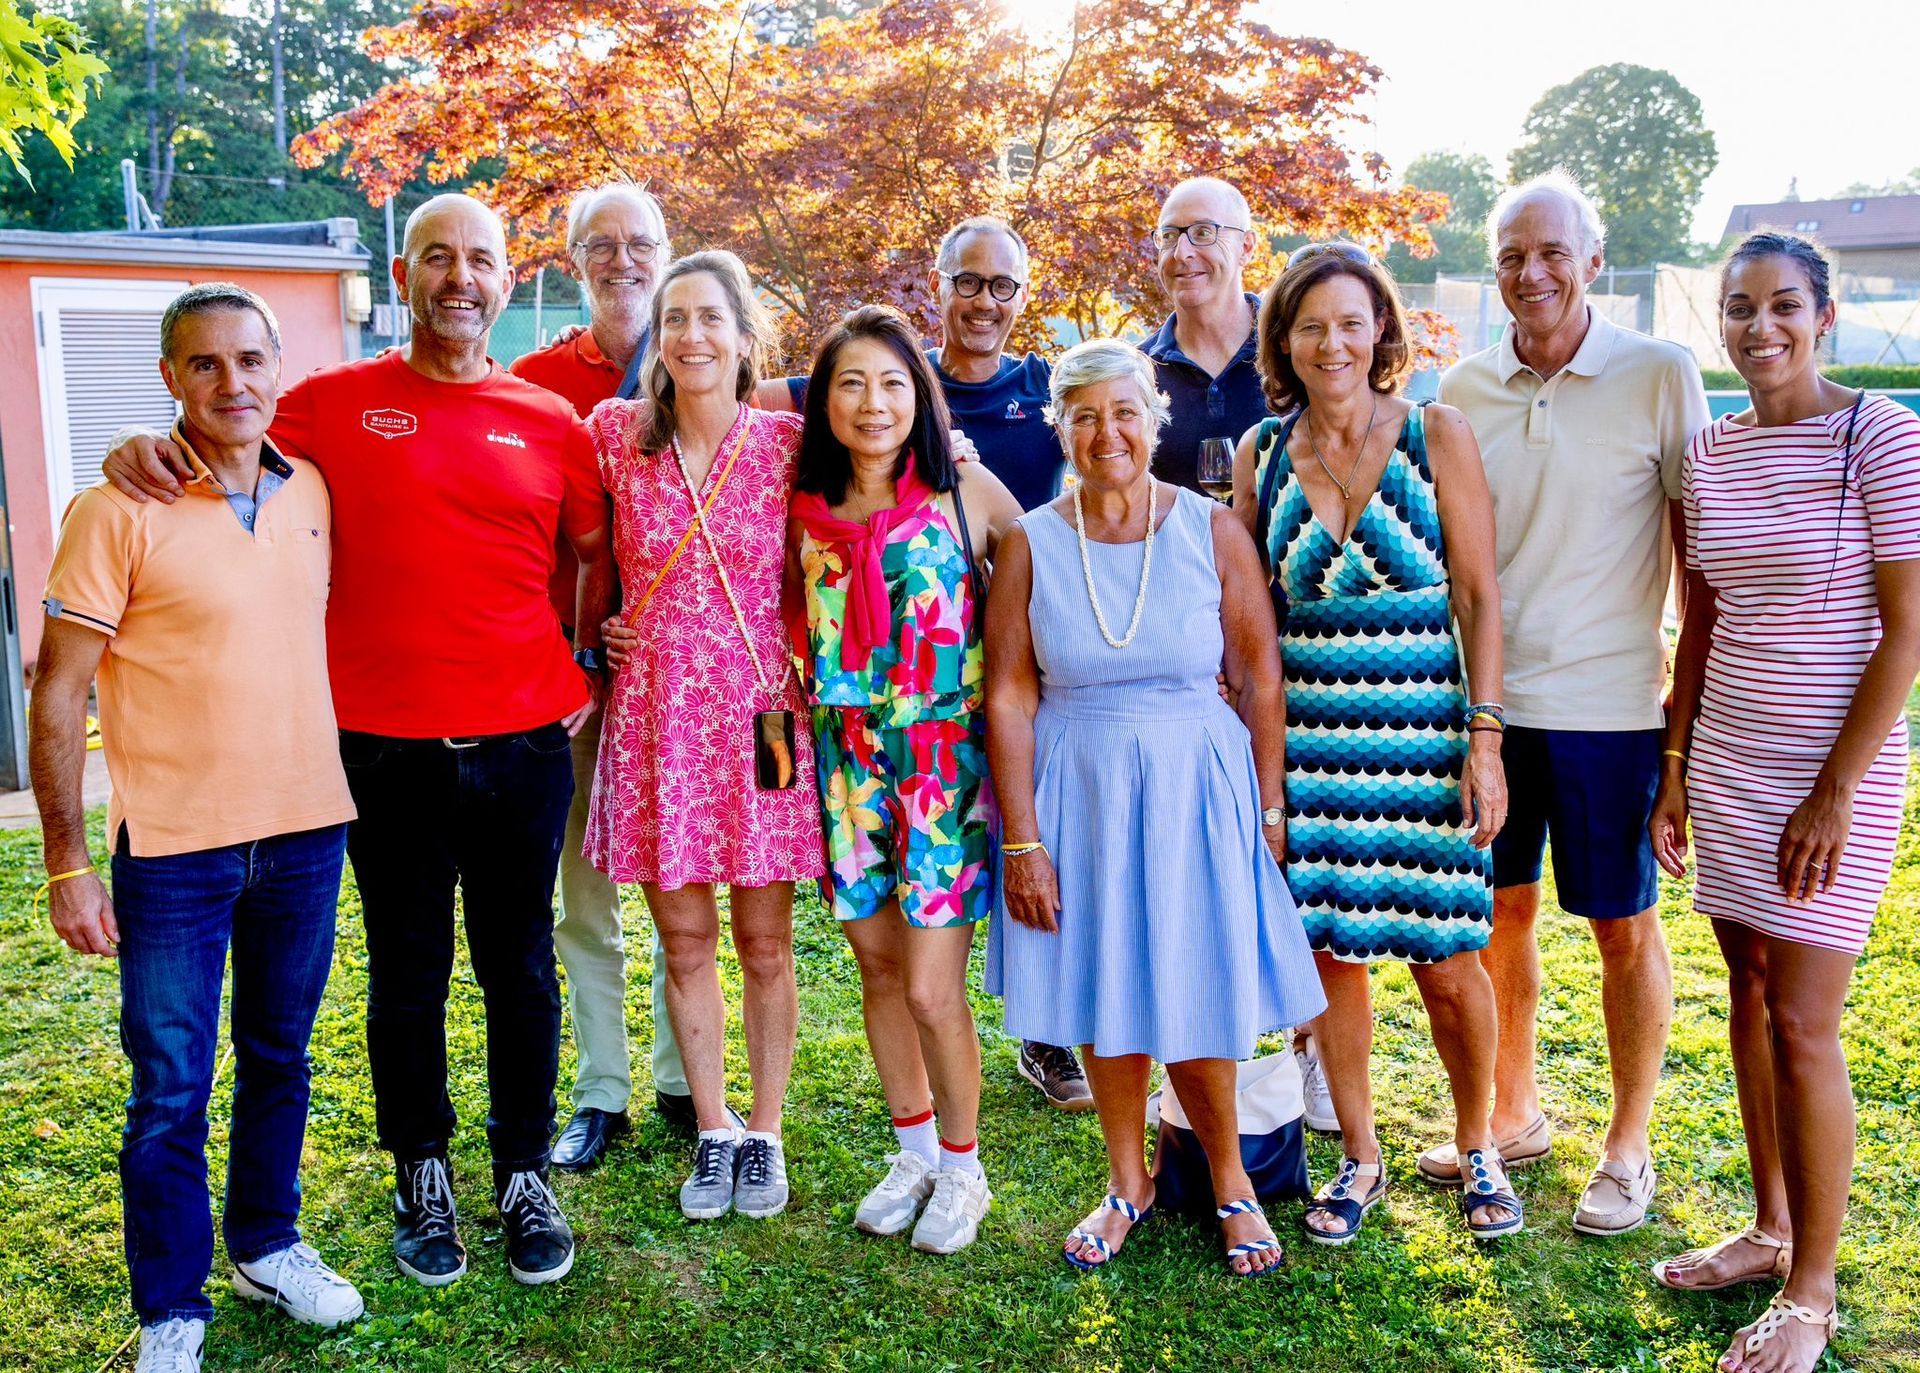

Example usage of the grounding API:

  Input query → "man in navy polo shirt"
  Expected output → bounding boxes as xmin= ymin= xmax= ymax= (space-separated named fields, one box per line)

xmin=1140 ymin=177 xmax=1274 ymax=492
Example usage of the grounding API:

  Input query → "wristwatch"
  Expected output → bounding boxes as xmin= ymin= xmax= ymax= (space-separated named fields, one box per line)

xmin=573 ymin=646 xmax=607 ymax=679
xmin=1261 ymin=806 xmax=1284 ymax=827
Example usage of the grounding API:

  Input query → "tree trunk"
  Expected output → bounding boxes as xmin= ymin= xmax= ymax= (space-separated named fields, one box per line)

xmin=271 ymin=0 xmax=287 ymax=158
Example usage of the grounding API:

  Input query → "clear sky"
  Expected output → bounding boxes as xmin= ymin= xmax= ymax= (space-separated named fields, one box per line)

xmin=1250 ymin=0 xmax=1920 ymax=244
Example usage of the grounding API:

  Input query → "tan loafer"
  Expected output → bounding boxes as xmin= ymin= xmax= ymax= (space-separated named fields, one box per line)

xmin=1416 ymin=1112 xmax=1552 ymax=1185
xmin=1572 ymin=1156 xmax=1655 ymax=1235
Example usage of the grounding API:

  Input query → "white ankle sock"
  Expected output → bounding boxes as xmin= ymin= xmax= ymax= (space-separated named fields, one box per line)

xmin=698 ymin=1126 xmax=736 ymax=1143
xmin=940 ymin=1137 xmax=982 ymax=1177
xmin=892 ymin=1109 xmax=938 ymax=1166
xmin=742 ymin=1129 xmax=780 ymax=1146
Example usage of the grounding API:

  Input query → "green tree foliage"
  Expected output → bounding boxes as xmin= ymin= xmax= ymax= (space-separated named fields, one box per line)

xmin=1509 ymin=63 xmax=1716 ymax=269
xmin=0 ymin=0 xmax=411 ymax=230
xmin=1385 ymin=150 xmax=1498 ymax=283
xmin=0 ymin=0 xmax=107 ymax=184
xmin=1831 ymin=168 xmax=1920 ymax=198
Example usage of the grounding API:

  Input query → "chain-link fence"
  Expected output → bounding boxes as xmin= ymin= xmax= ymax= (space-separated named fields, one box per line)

xmin=1415 ymin=264 xmax=1920 ymax=370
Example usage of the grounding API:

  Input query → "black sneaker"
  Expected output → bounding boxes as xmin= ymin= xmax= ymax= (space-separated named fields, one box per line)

xmin=1018 ymin=1041 xmax=1094 ymax=1111
xmin=393 ymin=1156 xmax=466 ymax=1287
xmin=494 ymin=1165 xmax=575 ymax=1285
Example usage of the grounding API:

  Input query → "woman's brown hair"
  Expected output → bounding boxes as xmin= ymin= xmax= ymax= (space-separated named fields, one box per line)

xmin=636 ymin=250 xmax=777 ymax=452
xmin=1255 ymin=245 xmax=1413 ymax=413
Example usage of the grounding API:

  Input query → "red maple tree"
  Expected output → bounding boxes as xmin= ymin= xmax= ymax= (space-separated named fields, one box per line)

xmin=297 ymin=0 xmax=1450 ymax=363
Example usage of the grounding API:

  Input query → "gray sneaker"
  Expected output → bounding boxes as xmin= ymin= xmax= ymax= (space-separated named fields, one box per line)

xmin=910 ymin=1168 xmax=992 ymax=1254
xmin=1295 ymin=1044 xmax=1339 ymax=1133
xmin=135 ymin=1318 xmax=204 ymax=1373
xmin=1018 ymin=1041 xmax=1094 ymax=1112
xmin=733 ymin=1135 xmax=790 ymax=1219
xmin=854 ymin=1150 xmax=935 ymax=1236
xmin=680 ymin=1132 xmax=738 ymax=1220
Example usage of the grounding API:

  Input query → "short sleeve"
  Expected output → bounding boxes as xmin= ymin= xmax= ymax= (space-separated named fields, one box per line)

xmin=1681 ymin=431 xmax=1704 ymax=572
xmin=558 ymin=414 xmax=607 ymax=544
xmin=786 ymin=376 xmax=807 ymax=411
xmin=1857 ymin=400 xmax=1920 ymax=563
xmin=43 ymin=488 xmax=137 ymax=637
xmin=268 ymin=371 xmax=321 ymax=463
xmin=1658 ymin=355 xmax=1710 ymax=501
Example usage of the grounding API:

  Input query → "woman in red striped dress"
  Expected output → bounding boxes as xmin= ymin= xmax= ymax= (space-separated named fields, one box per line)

xmin=1650 ymin=232 xmax=1920 ymax=1373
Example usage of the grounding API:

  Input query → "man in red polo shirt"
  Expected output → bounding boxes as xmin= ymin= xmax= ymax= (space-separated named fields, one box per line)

xmin=509 ymin=183 xmax=701 ymax=1171
xmin=103 ymin=194 xmax=608 ymax=1292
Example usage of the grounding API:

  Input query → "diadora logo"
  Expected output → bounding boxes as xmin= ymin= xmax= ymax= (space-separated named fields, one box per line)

xmin=487 ymin=430 xmax=528 ymax=449
xmin=1005 ymin=401 xmax=1025 ymax=420
xmin=362 ymin=408 xmax=418 ymax=440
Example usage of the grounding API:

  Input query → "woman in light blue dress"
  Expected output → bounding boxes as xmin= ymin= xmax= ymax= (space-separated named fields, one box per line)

xmin=984 ymin=339 xmax=1325 ymax=1278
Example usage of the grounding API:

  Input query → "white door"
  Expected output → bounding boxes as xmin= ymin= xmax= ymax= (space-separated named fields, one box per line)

xmin=31 ymin=277 xmax=188 ymax=533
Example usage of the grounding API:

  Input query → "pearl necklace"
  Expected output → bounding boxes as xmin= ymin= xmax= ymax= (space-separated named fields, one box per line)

xmin=1073 ymin=478 xmax=1156 ymax=649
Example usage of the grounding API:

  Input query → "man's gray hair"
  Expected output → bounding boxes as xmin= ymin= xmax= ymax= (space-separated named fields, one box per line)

xmin=1487 ymin=169 xmax=1607 ymax=262
xmin=159 ymin=282 xmax=281 ymax=360
xmin=935 ymin=216 xmax=1029 ymax=277
xmin=566 ymin=183 xmax=669 ymax=257
xmin=1045 ymin=338 xmax=1171 ymax=432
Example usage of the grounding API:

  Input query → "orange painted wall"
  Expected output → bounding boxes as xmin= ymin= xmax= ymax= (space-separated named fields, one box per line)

xmin=0 ymin=261 xmax=349 ymax=664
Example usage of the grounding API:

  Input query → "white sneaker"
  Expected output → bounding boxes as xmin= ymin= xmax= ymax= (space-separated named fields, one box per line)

xmin=910 ymin=1168 xmax=991 ymax=1254
xmin=1296 ymin=1044 xmax=1340 ymax=1133
xmin=854 ymin=1151 xmax=935 ymax=1236
xmin=232 ymin=1241 xmax=366 ymax=1329
xmin=135 ymin=1318 xmax=204 ymax=1373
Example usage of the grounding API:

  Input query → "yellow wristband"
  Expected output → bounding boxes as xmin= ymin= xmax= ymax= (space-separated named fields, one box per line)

xmin=1002 ymin=841 xmax=1047 ymax=858
xmin=34 ymin=863 xmax=96 ymax=922
xmin=1662 ymin=749 xmax=1687 ymax=761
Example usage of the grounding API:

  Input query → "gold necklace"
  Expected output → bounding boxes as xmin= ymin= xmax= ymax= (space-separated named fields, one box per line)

xmin=1305 ymin=392 xmax=1380 ymax=500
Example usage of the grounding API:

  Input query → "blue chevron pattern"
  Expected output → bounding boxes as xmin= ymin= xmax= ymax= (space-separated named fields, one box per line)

xmin=1255 ymin=404 xmax=1492 ymax=964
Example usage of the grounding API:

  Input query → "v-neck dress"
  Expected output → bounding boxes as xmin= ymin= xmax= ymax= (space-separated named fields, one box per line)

xmin=1254 ymin=405 xmax=1492 ymax=963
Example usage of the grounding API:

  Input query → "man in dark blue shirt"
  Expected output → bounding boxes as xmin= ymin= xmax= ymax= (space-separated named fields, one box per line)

xmin=1140 ymin=177 xmax=1275 ymax=492
xmin=776 ymin=218 xmax=1063 ymax=513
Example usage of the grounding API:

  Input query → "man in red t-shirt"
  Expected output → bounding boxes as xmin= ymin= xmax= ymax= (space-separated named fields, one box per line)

xmin=103 ymin=194 xmax=607 ymax=1293
xmin=509 ymin=184 xmax=701 ymax=1172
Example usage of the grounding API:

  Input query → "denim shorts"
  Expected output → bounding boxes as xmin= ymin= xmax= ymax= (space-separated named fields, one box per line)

xmin=1490 ymin=726 xmax=1662 ymax=919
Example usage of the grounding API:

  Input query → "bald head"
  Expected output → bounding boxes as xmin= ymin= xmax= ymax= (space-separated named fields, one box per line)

xmin=1161 ymin=177 xmax=1251 ymax=233
xmin=1155 ymin=176 xmax=1254 ymax=316
xmin=395 ymin=193 xmax=511 ymax=348
xmin=402 ymin=193 xmax=509 ymax=264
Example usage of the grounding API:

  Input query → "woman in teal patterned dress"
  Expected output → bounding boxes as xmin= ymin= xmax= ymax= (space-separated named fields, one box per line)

xmin=1232 ymin=244 xmax=1517 ymax=1244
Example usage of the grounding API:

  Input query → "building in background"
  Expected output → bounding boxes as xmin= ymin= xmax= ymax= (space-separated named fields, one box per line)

xmin=1722 ymin=193 xmax=1920 ymax=281
xmin=0 ymin=217 xmax=371 ymax=666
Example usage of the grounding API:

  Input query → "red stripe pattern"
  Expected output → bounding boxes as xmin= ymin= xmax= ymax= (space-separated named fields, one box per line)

xmin=1683 ymin=396 xmax=1920 ymax=953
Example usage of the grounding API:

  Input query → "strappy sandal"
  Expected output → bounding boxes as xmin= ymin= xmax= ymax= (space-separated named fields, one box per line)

xmin=1063 ymin=1193 xmax=1152 ymax=1271
xmin=1720 ymin=1293 xmax=1838 ymax=1372
xmin=1460 ymin=1148 xmax=1524 ymax=1240
xmin=1653 ymin=1225 xmax=1792 ymax=1292
xmin=1216 ymin=1198 xmax=1284 ymax=1277
xmin=1302 ymin=1156 xmax=1387 ymax=1247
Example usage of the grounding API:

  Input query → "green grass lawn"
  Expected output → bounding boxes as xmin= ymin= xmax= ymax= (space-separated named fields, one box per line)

xmin=2 ymin=800 xmax=1917 ymax=1373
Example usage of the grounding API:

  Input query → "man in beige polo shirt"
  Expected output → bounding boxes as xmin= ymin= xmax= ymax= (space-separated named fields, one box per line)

xmin=1430 ymin=172 xmax=1709 ymax=1236
xmin=30 ymin=283 xmax=362 ymax=1373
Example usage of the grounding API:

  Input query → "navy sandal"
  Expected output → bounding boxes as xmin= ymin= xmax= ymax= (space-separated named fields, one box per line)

xmin=1216 ymin=1198 xmax=1284 ymax=1277
xmin=1063 ymin=1193 xmax=1152 ymax=1271
xmin=1460 ymin=1148 xmax=1525 ymax=1240
xmin=1302 ymin=1156 xmax=1387 ymax=1247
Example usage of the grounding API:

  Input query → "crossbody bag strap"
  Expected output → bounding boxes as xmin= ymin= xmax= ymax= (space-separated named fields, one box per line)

xmin=1252 ymin=412 xmax=1302 ymax=563
xmin=626 ymin=418 xmax=753 ymax=629
xmin=673 ymin=417 xmax=786 ymax=697
xmin=947 ymin=483 xmax=988 ymax=645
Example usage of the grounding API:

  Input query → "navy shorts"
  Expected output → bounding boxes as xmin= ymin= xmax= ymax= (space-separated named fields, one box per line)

xmin=1491 ymin=726 xmax=1662 ymax=919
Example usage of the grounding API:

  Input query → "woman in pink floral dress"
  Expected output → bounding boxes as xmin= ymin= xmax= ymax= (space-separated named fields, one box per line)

xmin=585 ymin=251 xmax=822 ymax=1221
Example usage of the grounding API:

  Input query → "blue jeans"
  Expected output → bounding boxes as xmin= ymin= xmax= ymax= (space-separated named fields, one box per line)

xmin=341 ymin=724 xmax=573 ymax=1171
xmin=112 ymin=823 xmax=347 ymax=1326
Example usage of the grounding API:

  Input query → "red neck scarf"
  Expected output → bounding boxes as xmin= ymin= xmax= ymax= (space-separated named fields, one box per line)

xmin=792 ymin=461 xmax=937 ymax=670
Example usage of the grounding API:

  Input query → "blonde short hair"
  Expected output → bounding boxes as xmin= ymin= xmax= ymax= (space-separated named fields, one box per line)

xmin=1045 ymin=339 xmax=1171 ymax=433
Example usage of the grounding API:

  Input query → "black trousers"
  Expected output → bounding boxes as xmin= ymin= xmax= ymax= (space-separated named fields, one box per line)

xmin=341 ymin=724 xmax=574 ymax=1171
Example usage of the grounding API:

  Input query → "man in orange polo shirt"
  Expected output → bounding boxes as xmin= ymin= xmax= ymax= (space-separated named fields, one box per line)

xmin=510 ymin=182 xmax=700 ymax=1170
xmin=34 ymin=285 xmax=362 ymax=1372
xmin=102 ymin=195 xmax=610 ymax=1294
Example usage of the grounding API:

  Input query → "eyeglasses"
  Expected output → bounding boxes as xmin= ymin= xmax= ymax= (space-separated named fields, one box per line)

xmin=1151 ymin=222 xmax=1250 ymax=253
xmin=942 ymin=271 xmax=1024 ymax=302
xmin=572 ymin=236 xmax=661 ymax=266
xmin=1287 ymin=241 xmax=1372 ymax=269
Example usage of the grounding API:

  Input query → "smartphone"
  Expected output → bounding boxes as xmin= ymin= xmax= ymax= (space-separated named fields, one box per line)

xmin=754 ymin=710 xmax=798 ymax=790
